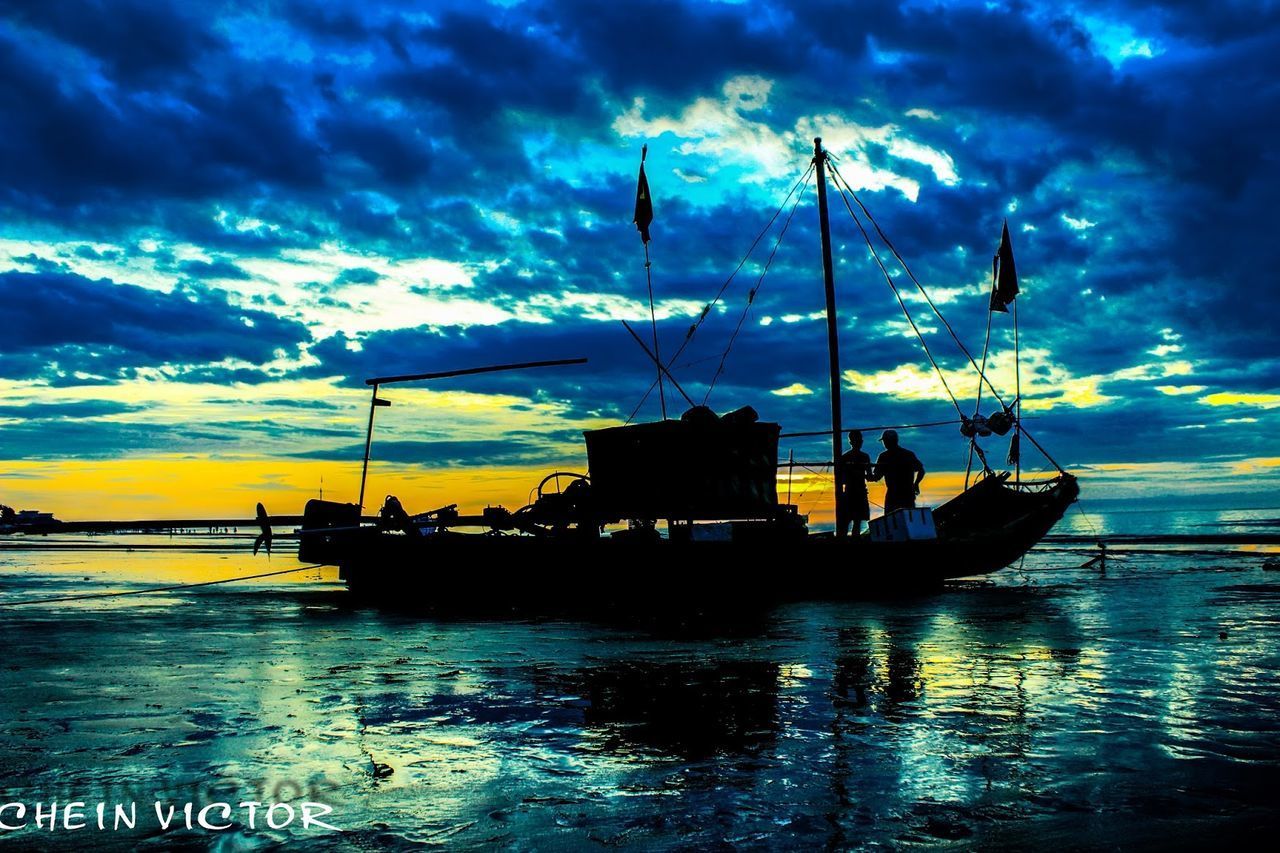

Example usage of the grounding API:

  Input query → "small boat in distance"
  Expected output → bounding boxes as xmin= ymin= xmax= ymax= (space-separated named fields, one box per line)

xmin=265 ymin=138 xmax=1079 ymax=611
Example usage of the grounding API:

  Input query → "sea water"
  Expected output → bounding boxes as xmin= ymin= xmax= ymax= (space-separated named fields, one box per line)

xmin=0 ymin=506 xmax=1276 ymax=849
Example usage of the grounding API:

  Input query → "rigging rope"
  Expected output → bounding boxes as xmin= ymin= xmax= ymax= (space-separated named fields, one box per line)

xmin=0 ymin=564 xmax=326 ymax=607
xmin=623 ymin=165 xmax=816 ymax=424
xmin=620 ymin=151 xmax=1068 ymax=477
xmin=826 ymin=160 xmax=1009 ymax=408
xmin=624 ymin=383 xmax=654 ymax=425
xmin=828 ymin=173 xmax=966 ymax=417
xmin=780 ymin=419 xmax=961 ymax=438
xmin=625 ymin=356 xmax=726 ymax=424
xmin=662 ymin=163 xmax=816 ymax=374
xmin=1014 ymin=422 xmax=1064 ymax=473
xmin=826 ymin=158 xmax=1065 ymax=475
xmin=967 ymin=266 xmax=999 ymax=488
xmin=970 ymin=440 xmax=992 ymax=475
xmin=794 ymin=463 xmax=831 ymax=508
xmin=704 ymin=169 xmax=813 ymax=403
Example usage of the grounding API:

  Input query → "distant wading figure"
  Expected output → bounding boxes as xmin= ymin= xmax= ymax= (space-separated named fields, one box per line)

xmin=837 ymin=429 xmax=872 ymax=536
xmin=870 ymin=429 xmax=925 ymax=514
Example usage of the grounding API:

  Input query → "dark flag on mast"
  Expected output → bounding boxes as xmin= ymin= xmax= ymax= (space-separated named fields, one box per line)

xmin=633 ymin=144 xmax=653 ymax=244
xmin=990 ymin=220 xmax=1019 ymax=312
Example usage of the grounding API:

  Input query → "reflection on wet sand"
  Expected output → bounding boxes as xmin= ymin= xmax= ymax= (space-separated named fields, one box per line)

xmin=574 ymin=660 xmax=780 ymax=759
xmin=1 ymin=542 xmax=1279 ymax=848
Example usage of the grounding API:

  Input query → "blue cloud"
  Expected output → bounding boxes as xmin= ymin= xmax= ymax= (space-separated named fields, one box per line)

xmin=333 ymin=267 xmax=383 ymax=286
xmin=289 ymin=437 xmax=576 ymax=467
xmin=177 ymin=259 xmax=252 ymax=280
xmin=0 ymin=0 xmax=1275 ymax=479
xmin=0 ymin=270 xmax=310 ymax=380
xmin=0 ymin=400 xmax=142 ymax=420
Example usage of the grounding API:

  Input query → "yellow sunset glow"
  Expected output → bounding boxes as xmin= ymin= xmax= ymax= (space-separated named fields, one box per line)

xmin=1199 ymin=392 xmax=1280 ymax=409
xmin=2 ymin=453 xmax=993 ymax=526
xmin=0 ymin=458 xmax=581 ymax=520
xmin=1228 ymin=457 xmax=1280 ymax=475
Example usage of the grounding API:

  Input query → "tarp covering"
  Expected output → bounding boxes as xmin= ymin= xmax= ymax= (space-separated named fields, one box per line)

xmin=585 ymin=406 xmax=780 ymax=520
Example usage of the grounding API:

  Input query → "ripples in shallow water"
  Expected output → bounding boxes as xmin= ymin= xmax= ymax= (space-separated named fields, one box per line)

xmin=0 ymin=543 xmax=1278 ymax=848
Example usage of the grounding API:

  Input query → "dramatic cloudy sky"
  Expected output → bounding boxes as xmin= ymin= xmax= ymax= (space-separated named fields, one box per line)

xmin=1 ymin=0 xmax=1277 ymax=518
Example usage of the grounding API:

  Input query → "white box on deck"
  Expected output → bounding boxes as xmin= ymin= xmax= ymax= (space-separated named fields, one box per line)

xmin=869 ymin=507 xmax=937 ymax=542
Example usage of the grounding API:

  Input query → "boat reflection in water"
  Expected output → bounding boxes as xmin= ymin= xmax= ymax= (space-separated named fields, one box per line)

xmin=574 ymin=659 xmax=781 ymax=759
xmin=306 ymin=571 xmax=1270 ymax=848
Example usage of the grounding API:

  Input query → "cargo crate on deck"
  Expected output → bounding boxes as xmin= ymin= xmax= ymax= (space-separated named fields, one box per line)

xmin=585 ymin=406 xmax=779 ymax=521
xmin=869 ymin=507 xmax=937 ymax=542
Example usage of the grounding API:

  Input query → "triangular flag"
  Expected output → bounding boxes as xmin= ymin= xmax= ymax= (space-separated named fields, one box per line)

xmin=633 ymin=145 xmax=653 ymax=244
xmin=990 ymin=220 xmax=1019 ymax=312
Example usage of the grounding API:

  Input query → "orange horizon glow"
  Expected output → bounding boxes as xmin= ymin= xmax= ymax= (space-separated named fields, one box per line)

xmin=4 ymin=454 xmax=1278 ymax=525
xmin=3 ymin=455 xmax=975 ymax=524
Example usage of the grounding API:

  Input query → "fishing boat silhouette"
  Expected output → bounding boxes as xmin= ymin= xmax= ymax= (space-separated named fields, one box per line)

xmin=260 ymin=138 xmax=1078 ymax=609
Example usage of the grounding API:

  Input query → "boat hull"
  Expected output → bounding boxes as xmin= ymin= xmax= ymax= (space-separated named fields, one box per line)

xmin=316 ymin=474 xmax=1078 ymax=613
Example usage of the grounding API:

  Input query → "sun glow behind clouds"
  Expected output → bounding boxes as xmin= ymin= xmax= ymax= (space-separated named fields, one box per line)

xmin=842 ymin=347 xmax=1211 ymax=413
xmin=612 ymin=76 xmax=959 ymax=202
xmin=1200 ymin=392 xmax=1280 ymax=409
xmin=1074 ymin=15 xmax=1165 ymax=67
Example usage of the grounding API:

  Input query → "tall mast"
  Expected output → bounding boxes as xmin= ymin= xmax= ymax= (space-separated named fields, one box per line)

xmin=813 ymin=138 xmax=845 ymax=537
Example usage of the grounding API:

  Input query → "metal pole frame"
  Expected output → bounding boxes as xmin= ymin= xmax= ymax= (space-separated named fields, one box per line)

xmin=358 ymin=383 xmax=379 ymax=510
xmin=355 ymin=357 xmax=588 ymax=509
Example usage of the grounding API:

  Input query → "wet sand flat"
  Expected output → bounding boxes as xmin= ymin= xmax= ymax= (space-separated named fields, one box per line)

xmin=1 ymin=527 xmax=1278 ymax=850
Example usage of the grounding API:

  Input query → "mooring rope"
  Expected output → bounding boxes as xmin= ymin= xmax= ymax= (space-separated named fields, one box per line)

xmin=0 ymin=564 xmax=327 ymax=607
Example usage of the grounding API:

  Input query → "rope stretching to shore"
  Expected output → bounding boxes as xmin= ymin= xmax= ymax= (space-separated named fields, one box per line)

xmin=0 ymin=564 xmax=327 ymax=607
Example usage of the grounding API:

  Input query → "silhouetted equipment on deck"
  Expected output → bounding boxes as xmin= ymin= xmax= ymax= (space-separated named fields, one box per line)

xmin=585 ymin=405 xmax=779 ymax=521
xmin=298 ymin=500 xmax=361 ymax=565
xmin=358 ymin=357 xmax=589 ymax=510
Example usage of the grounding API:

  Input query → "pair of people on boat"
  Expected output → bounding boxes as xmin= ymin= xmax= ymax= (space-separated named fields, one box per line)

xmin=838 ymin=428 xmax=926 ymax=536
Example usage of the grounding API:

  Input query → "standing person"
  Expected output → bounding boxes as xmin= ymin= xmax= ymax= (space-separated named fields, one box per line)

xmin=837 ymin=430 xmax=872 ymax=536
xmin=869 ymin=429 xmax=925 ymax=514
